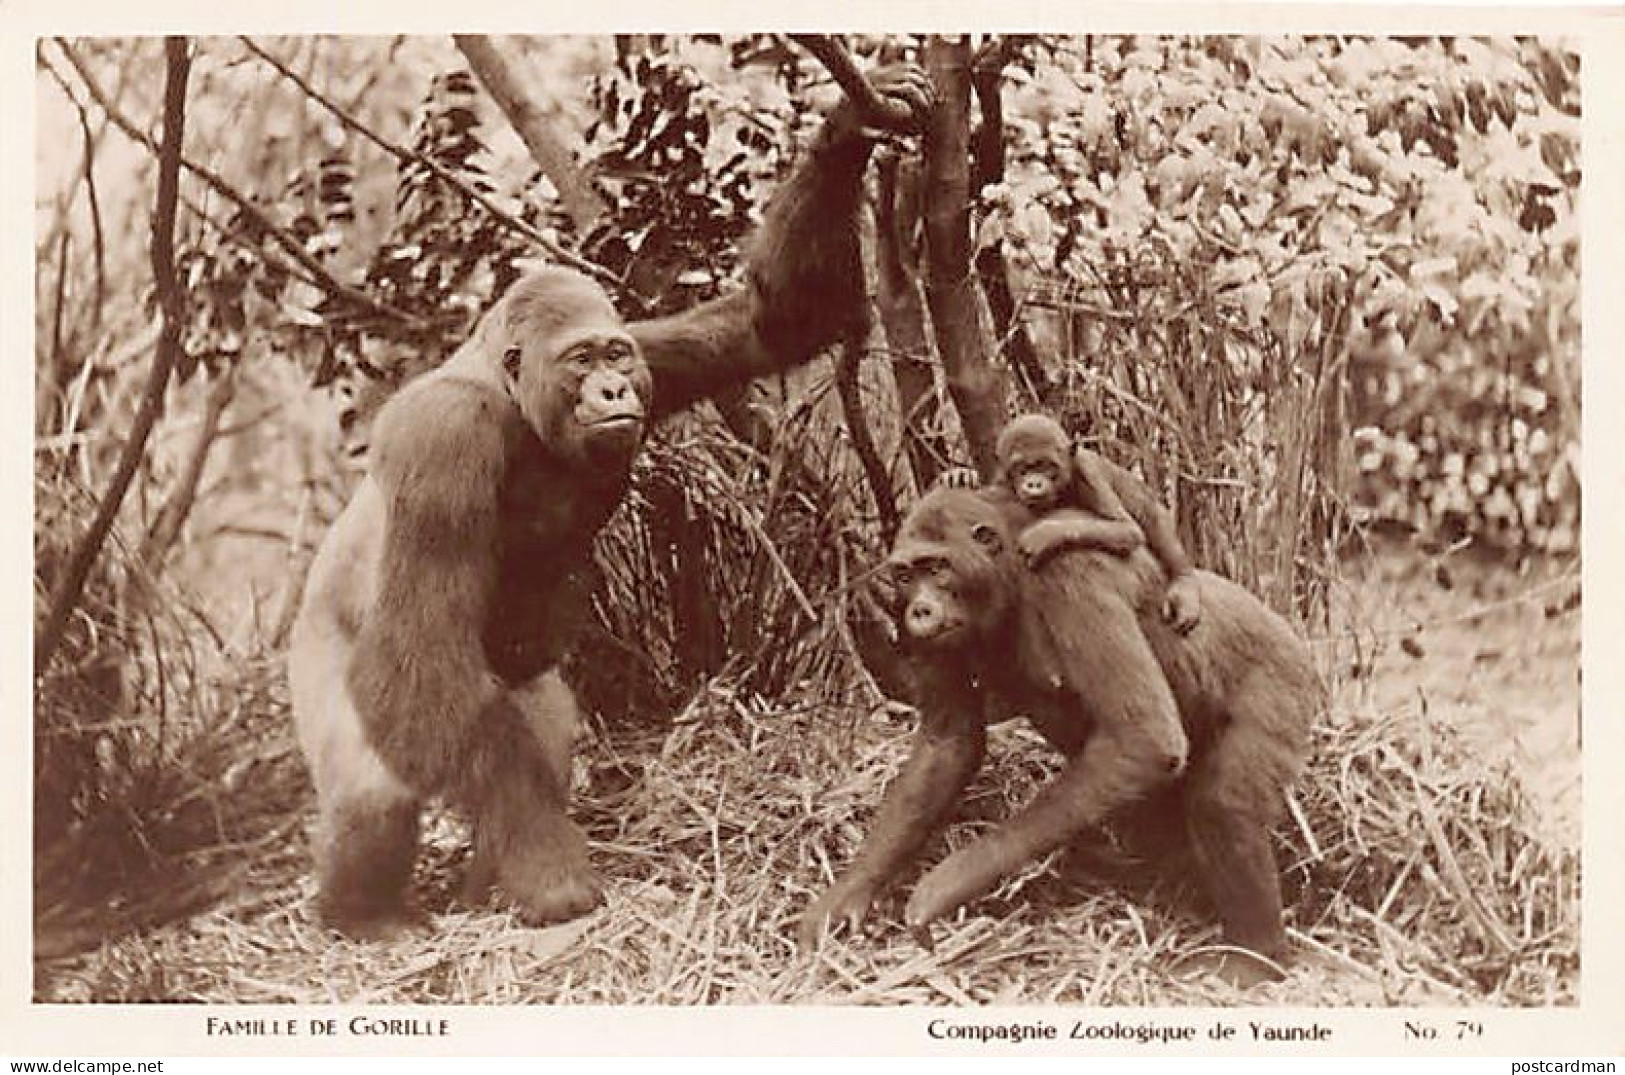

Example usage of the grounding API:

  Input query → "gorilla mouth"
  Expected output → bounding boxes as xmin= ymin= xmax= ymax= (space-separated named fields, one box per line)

xmin=907 ymin=618 xmax=969 ymax=648
xmin=585 ymin=414 xmax=644 ymax=431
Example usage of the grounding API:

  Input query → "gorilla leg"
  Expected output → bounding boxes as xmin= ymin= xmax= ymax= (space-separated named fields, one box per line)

xmin=517 ymin=668 xmax=583 ymax=791
xmin=1180 ymin=694 xmax=1297 ymax=961
xmin=462 ymin=669 xmax=592 ymax=914
xmin=1184 ymin=782 xmax=1286 ymax=958
xmin=307 ymin=693 xmax=423 ymax=938
xmin=317 ymin=775 xmax=421 ymax=938
xmin=290 ymin=600 xmax=422 ymax=937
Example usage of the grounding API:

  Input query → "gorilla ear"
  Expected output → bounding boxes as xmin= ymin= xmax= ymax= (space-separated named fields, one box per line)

xmin=502 ymin=346 xmax=523 ymax=383
xmin=971 ymin=522 xmax=1004 ymax=555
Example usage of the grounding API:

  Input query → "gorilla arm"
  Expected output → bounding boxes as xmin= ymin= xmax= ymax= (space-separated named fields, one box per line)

xmin=1097 ymin=454 xmax=1202 ymax=633
xmin=797 ymin=665 xmax=987 ymax=947
xmin=1016 ymin=449 xmax=1142 ymax=564
xmin=634 ymin=65 xmax=932 ymax=420
xmin=346 ymin=376 xmax=593 ymax=907
xmin=904 ymin=569 xmax=1190 ymax=929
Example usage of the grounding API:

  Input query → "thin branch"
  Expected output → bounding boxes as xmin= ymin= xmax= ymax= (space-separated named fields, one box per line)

xmin=239 ymin=36 xmax=630 ymax=301
xmin=136 ymin=364 xmax=237 ymax=573
xmin=50 ymin=38 xmax=428 ymax=335
xmin=38 ymin=53 xmax=109 ymax=342
xmin=835 ymin=337 xmax=901 ymax=544
xmin=76 ymin=100 xmax=106 ymax=332
xmin=49 ymin=231 xmax=70 ymax=399
xmin=37 ymin=37 xmax=193 ymax=677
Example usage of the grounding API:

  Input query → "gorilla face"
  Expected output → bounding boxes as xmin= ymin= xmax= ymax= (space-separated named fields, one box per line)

xmin=886 ymin=488 xmax=1018 ymax=652
xmin=496 ymin=268 xmax=654 ymax=468
xmin=995 ymin=414 xmax=1072 ymax=513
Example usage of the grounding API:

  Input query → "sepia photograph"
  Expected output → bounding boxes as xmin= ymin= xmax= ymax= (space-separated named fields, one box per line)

xmin=11 ymin=11 xmax=1618 ymax=1057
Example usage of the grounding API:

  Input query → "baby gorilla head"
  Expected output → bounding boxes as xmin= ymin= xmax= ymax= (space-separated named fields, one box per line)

xmin=886 ymin=488 xmax=1021 ymax=651
xmin=489 ymin=267 xmax=654 ymax=467
xmin=995 ymin=413 xmax=1074 ymax=512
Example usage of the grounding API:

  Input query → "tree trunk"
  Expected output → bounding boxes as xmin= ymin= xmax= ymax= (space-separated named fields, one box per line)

xmin=921 ymin=35 xmax=1006 ymax=478
xmin=971 ymin=38 xmax=1050 ymax=403
xmin=875 ymin=154 xmax=945 ymax=491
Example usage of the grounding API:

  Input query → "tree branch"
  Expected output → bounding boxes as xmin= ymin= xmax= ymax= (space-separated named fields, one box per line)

xmin=50 ymin=38 xmax=428 ymax=335
xmin=874 ymin=152 xmax=945 ymax=490
xmin=790 ymin=34 xmax=922 ymax=133
xmin=136 ymin=365 xmax=237 ymax=574
xmin=37 ymin=37 xmax=193 ymax=677
xmin=835 ymin=337 xmax=901 ymax=544
xmin=239 ymin=36 xmax=629 ymax=301
xmin=75 ymin=101 xmax=106 ymax=334
xmin=452 ymin=34 xmax=609 ymax=235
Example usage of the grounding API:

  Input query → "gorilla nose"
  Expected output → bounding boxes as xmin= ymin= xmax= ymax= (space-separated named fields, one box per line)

xmin=905 ymin=600 xmax=941 ymax=638
xmin=581 ymin=371 xmax=644 ymax=425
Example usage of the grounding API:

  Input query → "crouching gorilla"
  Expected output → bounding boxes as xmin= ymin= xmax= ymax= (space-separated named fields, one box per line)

xmin=802 ymin=486 xmax=1323 ymax=975
xmin=288 ymin=64 xmax=933 ymax=938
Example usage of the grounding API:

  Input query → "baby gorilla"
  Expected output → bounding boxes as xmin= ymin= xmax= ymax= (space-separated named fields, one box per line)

xmin=994 ymin=413 xmax=1201 ymax=634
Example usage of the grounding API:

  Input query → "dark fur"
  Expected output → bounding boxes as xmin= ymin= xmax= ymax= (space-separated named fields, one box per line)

xmin=296 ymin=65 xmax=934 ymax=936
xmin=804 ymin=486 xmax=1321 ymax=966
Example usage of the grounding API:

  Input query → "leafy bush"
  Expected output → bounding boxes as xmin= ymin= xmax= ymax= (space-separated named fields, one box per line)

xmin=986 ymin=36 xmax=1578 ymax=573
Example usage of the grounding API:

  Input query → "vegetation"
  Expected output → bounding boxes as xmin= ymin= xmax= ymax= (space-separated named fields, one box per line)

xmin=32 ymin=33 xmax=1579 ymax=1004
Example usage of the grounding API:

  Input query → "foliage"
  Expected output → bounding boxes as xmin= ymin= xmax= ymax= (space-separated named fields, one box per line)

xmin=986 ymin=36 xmax=1579 ymax=578
xmin=30 ymin=34 xmax=1582 ymax=993
xmin=579 ymin=40 xmax=799 ymax=310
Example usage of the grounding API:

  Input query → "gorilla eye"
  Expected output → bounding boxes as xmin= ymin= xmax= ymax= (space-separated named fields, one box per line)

xmin=971 ymin=523 xmax=1002 ymax=552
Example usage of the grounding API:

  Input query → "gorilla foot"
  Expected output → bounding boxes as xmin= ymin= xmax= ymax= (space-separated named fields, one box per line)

xmin=498 ymin=856 xmax=603 ymax=926
xmin=1173 ymin=945 xmax=1287 ymax=989
xmin=317 ymin=899 xmax=423 ymax=942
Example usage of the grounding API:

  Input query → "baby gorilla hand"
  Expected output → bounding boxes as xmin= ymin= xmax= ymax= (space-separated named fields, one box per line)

xmin=1163 ymin=574 xmax=1203 ymax=634
xmin=934 ymin=467 xmax=982 ymax=491
xmin=1016 ymin=518 xmax=1086 ymax=567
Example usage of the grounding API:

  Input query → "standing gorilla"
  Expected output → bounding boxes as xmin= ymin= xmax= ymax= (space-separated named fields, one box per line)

xmin=289 ymin=66 xmax=933 ymax=938
xmin=804 ymin=486 xmax=1321 ymax=975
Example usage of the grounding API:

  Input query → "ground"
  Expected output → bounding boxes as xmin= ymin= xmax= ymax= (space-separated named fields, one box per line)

xmin=33 ymin=549 xmax=1579 ymax=1006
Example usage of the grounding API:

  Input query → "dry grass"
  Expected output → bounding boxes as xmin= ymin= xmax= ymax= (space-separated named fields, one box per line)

xmin=33 ymin=551 xmax=1580 ymax=1007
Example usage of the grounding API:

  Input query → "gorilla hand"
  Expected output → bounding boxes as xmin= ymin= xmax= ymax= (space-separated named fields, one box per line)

xmin=798 ymin=877 xmax=882 ymax=948
xmin=903 ymin=845 xmax=999 ymax=932
xmin=1163 ymin=574 xmax=1203 ymax=635
xmin=934 ymin=467 xmax=982 ymax=492
xmin=826 ymin=62 xmax=934 ymax=143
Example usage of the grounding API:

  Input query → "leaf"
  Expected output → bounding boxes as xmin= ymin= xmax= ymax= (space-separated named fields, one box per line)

xmin=282 ymin=304 xmax=326 ymax=328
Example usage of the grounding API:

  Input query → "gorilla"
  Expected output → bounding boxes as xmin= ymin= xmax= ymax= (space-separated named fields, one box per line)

xmin=289 ymin=65 xmax=933 ymax=937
